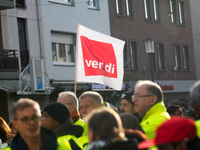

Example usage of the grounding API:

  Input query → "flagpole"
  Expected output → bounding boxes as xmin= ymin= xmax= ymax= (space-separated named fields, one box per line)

xmin=74 ymin=81 xmax=77 ymax=95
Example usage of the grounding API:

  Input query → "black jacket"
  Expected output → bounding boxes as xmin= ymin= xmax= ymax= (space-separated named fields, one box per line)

xmin=56 ymin=119 xmax=84 ymax=150
xmin=10 ymin=127 xmax=58 ymax=150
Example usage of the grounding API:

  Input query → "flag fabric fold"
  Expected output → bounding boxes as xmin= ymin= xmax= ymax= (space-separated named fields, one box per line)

xmin=75 ymin=24 xmax=125 ymax=90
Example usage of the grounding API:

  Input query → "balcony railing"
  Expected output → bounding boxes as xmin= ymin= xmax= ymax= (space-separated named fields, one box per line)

xmin=0 ymin=49 xmax=19 ymax=72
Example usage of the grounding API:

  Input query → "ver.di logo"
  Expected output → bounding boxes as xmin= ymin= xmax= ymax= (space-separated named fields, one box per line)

xmin=81 ymin=36 xmax=117 ymax=78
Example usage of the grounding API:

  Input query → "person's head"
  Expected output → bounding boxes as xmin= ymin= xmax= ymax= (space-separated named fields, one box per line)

xmin=120 ymin=91 xmax=135 ymax=114
xmin=79 ymin=91 xmax=103 ymax=119
xmin=57 ymin=91 xmax=78 ymax=114
xmin=86 ymin=107 xmax=125 ymax=144
xmin=119 ymin=113 xmax=143 ymax=132
xmin=9 ymin=120 xmax=17 ymax=135
xmin=41 ymin=102 xmax=70 ymax=132
xmin=132 ymin=80 xmax=163 ymax=116
xmin=190 ymin=81 xmax=200 ymax=118
xmin=185 ymin=109 xmax=198 ymax=121
xmin=138 ymin=117 xmax=198 ymax=150
xmin=12 ymin=98 xmax=41 ymax=140
xmin=167 ymin=105 xmax=183 ymax=116
xmin=0 ymin=117 xmax=11 ymax=143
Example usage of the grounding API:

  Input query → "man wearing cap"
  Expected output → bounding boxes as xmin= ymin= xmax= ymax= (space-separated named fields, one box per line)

xmin=132 ymin=80 xmax=170 ymax=140
xmin=41 ymin=102 xmax=83 ymax=150
xmin=189 ymin=80 xmax=200 ymax=138
xmin=138 ymin=117 xmax=200 ymax=150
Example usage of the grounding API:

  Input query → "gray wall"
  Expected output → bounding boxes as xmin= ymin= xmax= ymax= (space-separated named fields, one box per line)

xmin=190 ymin=0 xmax=200 ymax=79
xmin=38 ymin=0 xmax=111 ymax=81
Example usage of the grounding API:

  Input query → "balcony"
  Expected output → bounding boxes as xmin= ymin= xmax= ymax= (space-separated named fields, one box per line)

xmin=0 ymin=0 xmax=14 ymax=10
xmin=0 ymin=49 xmax=19 ymax=79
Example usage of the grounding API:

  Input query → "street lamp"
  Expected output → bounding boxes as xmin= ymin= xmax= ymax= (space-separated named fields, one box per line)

xmin=145 ymin=38 xmax=155 ymax=82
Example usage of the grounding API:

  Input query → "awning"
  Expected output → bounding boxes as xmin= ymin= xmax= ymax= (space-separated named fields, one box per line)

xmin=0 ymin=80 xmax=21 ymax=92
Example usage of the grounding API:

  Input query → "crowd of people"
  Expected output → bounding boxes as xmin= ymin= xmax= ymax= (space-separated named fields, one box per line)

xmin=1 ymin=80 xmax=200 ymax=150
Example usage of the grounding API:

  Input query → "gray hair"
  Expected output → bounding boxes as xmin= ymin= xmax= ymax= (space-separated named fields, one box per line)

xmin=58 ymin=91 xmax=79 ymax=109
xmin=13 ymin=98 xmax=41 ymax=120
xmin=135 ymin=80 xmax=163 ymax=102
xmin=79 ymin=91 xmax=103 ymax=107
xmin=190 ymin=81 xmax=200 ymax=106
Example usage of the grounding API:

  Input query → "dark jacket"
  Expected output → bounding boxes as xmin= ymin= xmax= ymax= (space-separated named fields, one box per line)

xmin=100 ymin=139 xmax=138 ymax=150
xmin=56 ymin=119 xmax=84 ymax=150
xmin=10 ymin=127 xmax=58 ymax=150
xmin=87 ymin=138 xmax=139 ymax=150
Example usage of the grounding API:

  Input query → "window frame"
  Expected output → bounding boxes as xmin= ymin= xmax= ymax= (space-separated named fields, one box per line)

xmin=129 ymin=41 xmax=138 ymax=70
xmin=126 ymin=0 xmax=134 ymax=18
xmin=144 ymin=0 xmax=152 ymax=21
xmin=123 ymin=41 xmax=130 ymax=70
xmin=153 ymin=0 xmax=161 ymax=22
xmin=48 ymin=0 xmax=75 ymax=6
xmin=157 ymin=43 xmax=165 ymax=70
xmin=16 ymin=0 xmax=26 ymax=8
xmin=52 ymin=42 xmax=76 ymax=66
xmin=116 ymin=0 xmax=123 ymax=16
xmin=87 ymin=0 xmax=100 ymax=10
xmin=174 ymin=45 xmax=181 ymax=71
xmin=169 ymin=0 xmax=177 ymax=24
xmin=178 ymin=0 xmax=186 ymax=26
xmin=182 ymin=46 xmax=189 ymax=71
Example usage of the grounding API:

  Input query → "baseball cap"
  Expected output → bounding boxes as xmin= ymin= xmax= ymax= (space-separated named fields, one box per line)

xmin=120 ymin=91 xmax=134 ymax=105
xmin=138 ymin=117 xmax=197 ymax=149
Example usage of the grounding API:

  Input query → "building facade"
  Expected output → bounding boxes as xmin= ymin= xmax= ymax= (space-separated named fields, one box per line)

xmin=0 ymin=0 xmax=111 ymax=122
xmin=108 ymin=0 xmax=197 ymax=109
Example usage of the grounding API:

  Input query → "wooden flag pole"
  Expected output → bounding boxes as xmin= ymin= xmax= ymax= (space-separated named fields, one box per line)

xmin=74 ymin=81 xmax=77 ymax=95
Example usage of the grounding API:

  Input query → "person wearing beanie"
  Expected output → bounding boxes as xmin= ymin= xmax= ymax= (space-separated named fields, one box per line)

xmin=42 ymin=102 xmax=84 ymax=150
xmin=120 ymin=91 xmax=142 ymax=121
xmin=120 ymin=91 xmax=135 ymax=114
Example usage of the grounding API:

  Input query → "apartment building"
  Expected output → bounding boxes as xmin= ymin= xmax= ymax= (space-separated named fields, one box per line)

xmin=109 ymin=0 xmax=197 ymax=108
xmin=0 ymin=0 xmax=111 ymax=122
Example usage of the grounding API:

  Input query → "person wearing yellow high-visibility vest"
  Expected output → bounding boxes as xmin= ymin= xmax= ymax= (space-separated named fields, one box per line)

xmin=6 ymin=98 xmax=71 ymax=150
xmin=189 ymin=80 xmax=200 ymax=138
xmin=57 ymin=91 xmax=89 ymax=149
xmin=132 ymin=80 xmax=170 ymax=140
xmin=42 ymin=102 xmax=83 ymax=150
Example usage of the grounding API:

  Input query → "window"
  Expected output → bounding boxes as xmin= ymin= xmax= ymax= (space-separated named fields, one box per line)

xmin=16 ymin=0 xmax=26 ymax=7
xmin=87 ymin=0 xmax=99 ymax=9
xmin=52 ymin=43 xmax=75 ymax=63
xmin=51 ymin=32 xmax=76 ymax=65
xmin=170 ymin=0 xmax=177 ymax=24
xmin=130 ymin=41 xmax=138 ymax=69
xmin=116 ymin=0 xmax=123 ymax=16
xmin=49 ymin=0 xmax=75 ymax=5
xmin=17 ymin=18 xmax=29 ymax=70
xmin=183 ymin=46 xmax=189 ymax=70
xmin=153 ymin=0 xmax=160 ymax=21
xmin=126 ymin=0 xmax=134 ymax=18
xmin=179 ymin=1 xmax=185 ymax=25
xmin=17 ymin=18 xmax=27 ymax=50
xmin=174 ymin=45 xmax=181 ymax=70
xmin=157 ymin=44 xmax=165 ymax=70
xmin=124 ymin=42 xmax=128 ymax=69
xmin=144 ymin=0 xmax=152 ymax=20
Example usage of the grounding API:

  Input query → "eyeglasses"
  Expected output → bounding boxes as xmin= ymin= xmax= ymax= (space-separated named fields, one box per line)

xmin=17 ymin=115 xmax=40 ymax=124
xmin=132 ymin=94 xmax=152 ymax=99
